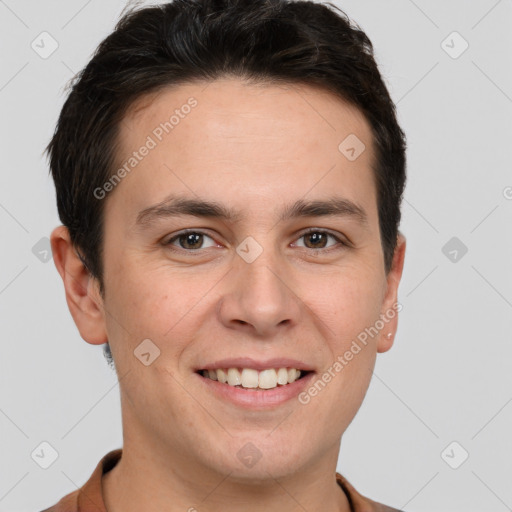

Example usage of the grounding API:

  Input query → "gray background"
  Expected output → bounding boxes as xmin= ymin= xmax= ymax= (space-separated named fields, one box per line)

xmin=1 ymin=0 xmax=511 ymax=511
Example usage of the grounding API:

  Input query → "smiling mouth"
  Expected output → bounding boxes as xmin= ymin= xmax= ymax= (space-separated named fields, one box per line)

xmin=197 ymin=367 xmax=312 ymax=391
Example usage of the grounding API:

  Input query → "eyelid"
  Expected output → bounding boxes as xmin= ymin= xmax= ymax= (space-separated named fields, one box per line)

xmin=164 ymin=227 xmax=350 ymax=253
xmin=164 ymin=229 xmax=220 ymax=250
xmin=292 ymin=227 xmax=349 ymax=250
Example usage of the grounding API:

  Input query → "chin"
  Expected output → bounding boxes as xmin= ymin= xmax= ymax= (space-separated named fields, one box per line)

xmin=214 ymin=434 xmax=312 ymax=482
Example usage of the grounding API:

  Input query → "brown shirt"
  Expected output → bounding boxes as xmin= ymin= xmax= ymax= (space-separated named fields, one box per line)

xmin=40 ymin=449 xmax=403 ymax=512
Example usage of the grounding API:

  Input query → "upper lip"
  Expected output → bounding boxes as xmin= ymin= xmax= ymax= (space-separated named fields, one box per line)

xmin=196 ymin=357 xmax=315 ymax=372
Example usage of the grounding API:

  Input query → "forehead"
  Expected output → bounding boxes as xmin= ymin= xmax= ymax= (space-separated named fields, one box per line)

xmin=107 ymin=78 xmax=377 ymax=228
xmin=123 ymin=78 xmax=371 ymax=143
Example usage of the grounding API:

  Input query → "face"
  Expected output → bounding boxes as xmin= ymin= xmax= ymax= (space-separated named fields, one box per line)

xmin=52 ymin=78 xmax=405 ymax=481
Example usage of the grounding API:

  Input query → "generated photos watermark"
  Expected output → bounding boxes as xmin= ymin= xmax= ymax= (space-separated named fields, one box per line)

xmin=93 ymin=97 xmax=198 ymax=200
xmin=298 ymin=301 xmax=403 ymax=405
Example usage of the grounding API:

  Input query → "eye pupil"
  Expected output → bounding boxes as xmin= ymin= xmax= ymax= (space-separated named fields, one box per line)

xmin=167 ymin=229 xmax=343 ymax=254
xmin=305 ymin=232 xmax=327 ymax=249
xmin=181 ymin=233 xmax=203 ymax=249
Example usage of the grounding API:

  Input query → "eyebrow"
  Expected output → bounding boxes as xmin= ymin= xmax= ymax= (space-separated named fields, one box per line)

xmin=135 ymin=194 xmax=368 ymax=228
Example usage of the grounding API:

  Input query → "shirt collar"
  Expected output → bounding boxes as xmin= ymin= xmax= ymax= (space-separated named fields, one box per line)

xmin=59 ymin=449 xmax=400 ymax=512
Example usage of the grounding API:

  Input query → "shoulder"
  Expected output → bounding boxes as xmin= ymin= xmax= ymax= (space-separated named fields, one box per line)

xmin=38 ymin=490 xmax=79 ymax=512
xmin=38 ymin=449 xmax=122 ymax=512
xmin=336 ymin=473 xmax=405 ymax=512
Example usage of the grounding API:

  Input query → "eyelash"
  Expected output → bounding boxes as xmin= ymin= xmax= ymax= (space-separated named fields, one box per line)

xmin=164 ymin=228 xmax=348 ymax=255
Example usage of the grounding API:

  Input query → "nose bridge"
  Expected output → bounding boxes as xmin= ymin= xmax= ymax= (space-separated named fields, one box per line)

xmin=242 ymin=256 xmax=284 ymax=302
xmin=237 ymin=236 xmax=288 ymax=308
xmin=219 ymin=233 xmax=300 ymax=335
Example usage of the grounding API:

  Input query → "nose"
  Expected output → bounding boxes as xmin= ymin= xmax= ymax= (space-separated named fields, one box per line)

xmin=217 ymin=248 xmax=301 ymax=338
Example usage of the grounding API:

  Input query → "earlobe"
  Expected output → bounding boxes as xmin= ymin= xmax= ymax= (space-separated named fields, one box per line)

xmin=50 ymin=225 xmax=108 ymax=345
xmin=377 ymin=233 xmax=406 ymax=353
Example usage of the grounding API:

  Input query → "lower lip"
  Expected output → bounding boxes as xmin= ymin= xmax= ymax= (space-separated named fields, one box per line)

xmin=196 ymin=372 xmax=315 ymax=410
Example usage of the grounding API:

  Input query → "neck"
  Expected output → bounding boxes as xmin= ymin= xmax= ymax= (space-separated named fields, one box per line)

xmin=103 ymin=437 xmax=351 ymax=512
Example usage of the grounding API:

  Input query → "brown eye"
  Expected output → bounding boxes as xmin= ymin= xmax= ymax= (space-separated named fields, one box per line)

xmin=177 ymin=233 xmax=203 ymax=249
xmin=166 ymin=231 xmax=217 ymax=251
xmin=303 ymin=231 xmax=329 ymax=249
xmin=294 ymin=229 xmax=345 ymax=251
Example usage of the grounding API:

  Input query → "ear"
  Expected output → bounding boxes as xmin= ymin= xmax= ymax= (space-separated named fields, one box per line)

xmin=377 ymin=232 xmax=406 ymax=353
xmin=50 ymin=225 xmax=108 ymax=345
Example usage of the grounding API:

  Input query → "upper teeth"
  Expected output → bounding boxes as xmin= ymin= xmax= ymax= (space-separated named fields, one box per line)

xmin=203 ymin=368 xmax=302 ymax=389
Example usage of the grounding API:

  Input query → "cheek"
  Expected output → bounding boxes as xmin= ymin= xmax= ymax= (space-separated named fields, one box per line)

xmin=316 ymin=268 xmax=382 ymax=413
xmin=102 ymin=261 xmax=194 ymax=363
xmin=314 ymin=264 xmax=384 ymax=339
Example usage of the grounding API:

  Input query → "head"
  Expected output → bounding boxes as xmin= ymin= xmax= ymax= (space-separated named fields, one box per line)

xmin=48 ymin=0 xmax=406 ymax=481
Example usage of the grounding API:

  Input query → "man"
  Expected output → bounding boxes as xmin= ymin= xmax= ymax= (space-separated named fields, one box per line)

xmin=43 ymin=0 xmax=407 ymax=510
